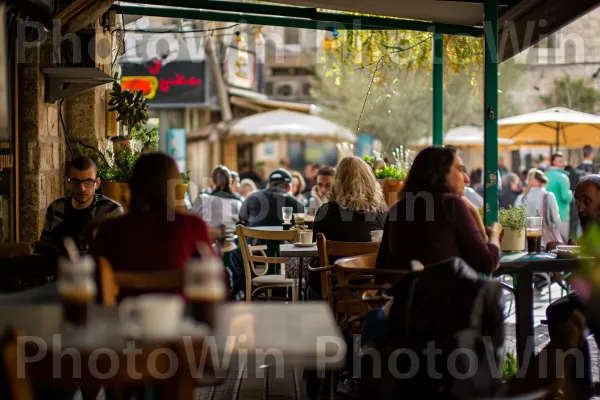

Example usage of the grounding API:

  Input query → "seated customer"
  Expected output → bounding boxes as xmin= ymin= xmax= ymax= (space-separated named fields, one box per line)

xmin=308 ymin=166 xmax=335 ymax=210
xmin=91 ymin=152 xmax=214 ymax=273
xmin=307 ymin=156 xmax=388 ymax=297
xmin=192 ymin=165 xmax=242 ymax=241
xmin=37 ymin=156 xmax=123 ymax=256
xmin=545 ymin=174 xmax=600 ymax=397
xmin=239 ymin=168 xmax=304 ymax=227
xmin=376 ymin=146 xmax=501 ymax=274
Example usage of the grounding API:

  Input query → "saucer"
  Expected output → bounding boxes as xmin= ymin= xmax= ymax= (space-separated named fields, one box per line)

xmin=294 ymin=242 xmax=316 ymax=247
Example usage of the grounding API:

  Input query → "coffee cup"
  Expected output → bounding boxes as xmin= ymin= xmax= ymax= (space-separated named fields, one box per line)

xmin=299 ymin=230 xmax=313 ymax=244
xmin=370 ymin=230 xmax=384 ymax=242
xmin=119 ymin=294 xmax=184 ymax=340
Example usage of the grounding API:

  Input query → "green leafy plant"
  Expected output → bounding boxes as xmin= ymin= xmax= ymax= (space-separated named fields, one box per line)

xmin=499 ymin=205 xmax=527 ymax=231
xmin=374 ymin=166 xmax=407 ymax=180
xmin=97 ymin=148 xmax=139 ymax=182
xmin=108 ymin=72 xmax=149 ymax=133
xmin=89 ymin=73 xmax=157 ymax=182
xmin=130 ymin=126 xmax=159 ymax=151
xmin=503 ymin=352 xmax=518 ymax=380
xmin=180 ymin=170 xmax=191 ymax=184
xmin=363 ymin=147 xmax=411 ymax=181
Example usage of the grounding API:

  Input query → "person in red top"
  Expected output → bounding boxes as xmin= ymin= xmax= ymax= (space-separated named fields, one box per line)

xmin=376 ymin=146 xmax=502 ymax=275
xmin=92 ymin=152 xmax=216 ymax=278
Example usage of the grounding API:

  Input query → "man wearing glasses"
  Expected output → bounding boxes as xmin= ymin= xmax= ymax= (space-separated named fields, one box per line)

xmin=37 ymin=156 xmax=123 ymax=255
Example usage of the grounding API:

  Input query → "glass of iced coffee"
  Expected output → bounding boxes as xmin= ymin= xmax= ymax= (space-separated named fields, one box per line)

xmin=526 ymin=216 xmax=542 ymax=254
xmin=184 ymin=248 xmax=226 ymax=329
xmin=58 ymin=253 xmax=96 ymax=327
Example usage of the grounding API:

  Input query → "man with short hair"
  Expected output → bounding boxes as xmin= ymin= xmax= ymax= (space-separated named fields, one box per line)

xmin=37 ymin=156 xmax=123 ymax=255
xmin=239 ymin=168 xmax=304 ymax=227
xmin=498 ymin=172 xmax=522 ymax=209
xmin=308 ymin=166 xmax=335 ymax=210
xmin=578 ymin=145 xmax=596 ymax=175
xmin=545 ymin=152 xmax=573 ymax=242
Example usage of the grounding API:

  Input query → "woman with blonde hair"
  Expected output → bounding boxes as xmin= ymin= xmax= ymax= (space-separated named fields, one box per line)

xmin=307 ymin=156 xmax=388 ymax=297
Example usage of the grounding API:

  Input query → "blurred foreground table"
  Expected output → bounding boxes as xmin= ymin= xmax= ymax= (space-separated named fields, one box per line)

xmin=0 ymin=302 xmax=345 ymax=370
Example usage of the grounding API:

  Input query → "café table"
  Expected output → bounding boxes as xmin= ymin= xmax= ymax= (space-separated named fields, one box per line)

xmin=280 ymin=244 xmax=319 ymax=300
xmin=0 ymin=302 xmax=345 ymax=373
xmin=495 ymin=251 xmax=591 ymax=366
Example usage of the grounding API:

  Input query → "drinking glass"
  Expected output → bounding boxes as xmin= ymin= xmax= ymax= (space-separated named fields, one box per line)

xmin=184 ymin=253 xmax=225 ymax=328
xmin=526 ymin=216 xmax=542 ymax=254
xmin=304 ymin=207 xmax=316 ymax=222
xmin=282 ymin=207 xmax=293 ymax=224
xmin=58 ymin=250 xmax=96 ymax=327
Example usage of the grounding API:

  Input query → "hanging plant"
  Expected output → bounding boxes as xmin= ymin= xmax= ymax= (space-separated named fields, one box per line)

xmin=108 ymin=72 xmax=150 ymax=137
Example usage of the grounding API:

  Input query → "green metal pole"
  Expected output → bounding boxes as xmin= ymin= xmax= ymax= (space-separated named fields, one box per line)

xmin=432 ymin=32 xmax=444 ymax=146
xmin=111 ymin=3 xmax=483 ymax=36
xmin=483 ymin=0 xmax=499 ymax=225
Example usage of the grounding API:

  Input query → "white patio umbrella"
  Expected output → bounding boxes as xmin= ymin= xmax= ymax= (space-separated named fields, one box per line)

xmin=228 ymin=109 xmax=357 ymax=142
xmin=412 ymin=125 xmax=515 ymax=147
xmin=498 ymin=107 xmax=600 ymax=147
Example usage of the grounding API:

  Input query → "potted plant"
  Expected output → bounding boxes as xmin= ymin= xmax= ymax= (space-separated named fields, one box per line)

xmin=498 ymin=205 xmax=527 ymax=252
xmin=363 ymin=147 xmax=412 ymax=208
xmin=176 ymin=170 xmax=191 ymax=202
xmin=98 ymin=73 xmax=158 ymax=211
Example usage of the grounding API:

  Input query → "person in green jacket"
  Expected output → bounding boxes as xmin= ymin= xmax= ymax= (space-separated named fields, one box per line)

xmin=545 ymin=153 xmax=573 ymax=241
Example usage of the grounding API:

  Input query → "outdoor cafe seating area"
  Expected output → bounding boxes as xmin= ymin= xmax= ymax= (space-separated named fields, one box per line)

xmin=5 ymin=0 xmax=600 ymax=399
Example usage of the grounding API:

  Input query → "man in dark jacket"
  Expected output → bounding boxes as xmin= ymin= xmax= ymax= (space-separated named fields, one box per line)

xmin=239 ymin=168 xmax=304 ymax=227
xmin=231 ymin=169 xmax=304 ymax=300
xmin=498 ymin=172 xmax=522 ymax=209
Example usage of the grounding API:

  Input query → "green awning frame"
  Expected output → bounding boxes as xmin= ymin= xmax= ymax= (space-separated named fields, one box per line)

xmin=111 ymin=0 xmax=500 ymax=223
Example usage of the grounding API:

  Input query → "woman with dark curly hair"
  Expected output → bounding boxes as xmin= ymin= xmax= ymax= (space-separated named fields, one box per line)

xmin=376 ymin=146 xmax=502 ymax=274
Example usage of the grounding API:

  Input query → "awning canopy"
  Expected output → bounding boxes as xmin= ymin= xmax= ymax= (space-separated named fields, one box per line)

xmin=498 ymin=107 xmax=600 ymax=146
xmin=228 ymin=109 xmax=356 ymax=142
xmin=412 ymin=126 xmax=515 ymax=148
xmin=112 ymin=0 xmax=600 ymax=62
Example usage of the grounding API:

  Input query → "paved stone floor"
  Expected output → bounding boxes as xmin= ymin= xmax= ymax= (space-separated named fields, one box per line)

xmin=80 ymin=278 xmax=600 ymax=400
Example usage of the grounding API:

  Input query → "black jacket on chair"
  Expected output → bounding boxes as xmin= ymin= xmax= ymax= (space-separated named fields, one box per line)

xmin=361 ymin=258 xmax=506 ymax=400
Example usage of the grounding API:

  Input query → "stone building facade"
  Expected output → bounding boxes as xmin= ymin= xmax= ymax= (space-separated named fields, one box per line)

xmin=513 ymin=7 xmax=600 ymax=113
xmin=18 ymin=22 xmax=114 ymax=243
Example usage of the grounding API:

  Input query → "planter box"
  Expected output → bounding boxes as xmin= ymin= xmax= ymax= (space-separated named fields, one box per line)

xmin=101 ymin=181 xmax=130 ymax=212
xmin=500 ymin=227 xmax=525 ymax=252
xmin=378 ymin=179 xmax=404 ymax=208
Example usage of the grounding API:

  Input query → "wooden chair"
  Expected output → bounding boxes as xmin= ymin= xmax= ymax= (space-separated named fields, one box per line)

xmin=332 ymin=254 xmax=409 ymax=327
xmin=311 ymin=233 xmax=381 ymax=305
xmin=236 ymin=225 xmax=300 ymax=303
xmin=98 ymin=257 xmax=183 ymax=305
xmin=0 ymin=327 xmax=33 ymax=400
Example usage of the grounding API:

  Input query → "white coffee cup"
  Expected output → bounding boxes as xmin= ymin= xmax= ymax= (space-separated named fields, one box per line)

xmin=299 ymin=231 xmax=313 ymax=244
xmin=370 ymin=230 xmax=384 ymax=242
xmin=119 ymin=294 xmax=184 ymax=340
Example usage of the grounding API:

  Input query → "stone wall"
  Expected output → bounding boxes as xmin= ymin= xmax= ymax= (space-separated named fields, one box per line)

xmin=19 ymin=45 xmax=65 ymax=244
xmin=512 ymin=8 xmax=600 ymax=113
xmin=18 ymin=22 xmax=113 ymax=244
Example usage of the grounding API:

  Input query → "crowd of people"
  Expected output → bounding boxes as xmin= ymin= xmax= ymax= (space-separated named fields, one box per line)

xmin=464 ymin=145 xmax=598 ymax=247
xmin=14 ymin=143 xmax=600 ymax=399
